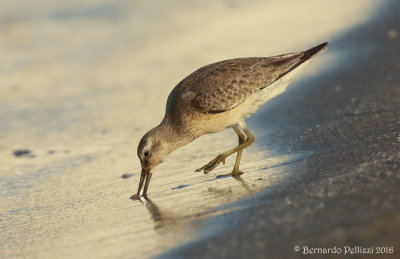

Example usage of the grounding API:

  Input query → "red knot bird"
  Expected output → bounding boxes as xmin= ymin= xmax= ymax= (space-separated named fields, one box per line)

xmin=132 ymin=42 xmax=328 ymax=199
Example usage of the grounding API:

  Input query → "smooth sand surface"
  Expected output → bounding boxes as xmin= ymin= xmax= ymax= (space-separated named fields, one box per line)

xmin=0 ymin=0 xmax=386 ymax=258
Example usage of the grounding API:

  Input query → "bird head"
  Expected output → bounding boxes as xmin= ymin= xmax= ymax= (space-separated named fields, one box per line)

xmin=133 ymin=127 xmax=170 ymax=199
xmin=138 ymin=131 xmax=164 ymax=171
xmin=131 ymin=120 xmax=194 ymax=200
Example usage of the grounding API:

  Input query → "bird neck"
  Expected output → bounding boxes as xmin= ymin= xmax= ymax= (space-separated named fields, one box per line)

xmin=154 ymin=118 xmax=193 ymax=156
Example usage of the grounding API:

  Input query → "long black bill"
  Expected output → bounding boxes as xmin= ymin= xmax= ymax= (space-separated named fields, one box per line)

xmin=136 ymin=168 xmax=147 ymax=196
xmin=143 ymin=172 xmax=152 ymax=197
xmin=133 ymin=168 xmax=152 ymax=199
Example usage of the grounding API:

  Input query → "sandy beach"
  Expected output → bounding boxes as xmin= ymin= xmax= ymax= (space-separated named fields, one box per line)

xmin=1 ymin=0 xmax=398 ymax=258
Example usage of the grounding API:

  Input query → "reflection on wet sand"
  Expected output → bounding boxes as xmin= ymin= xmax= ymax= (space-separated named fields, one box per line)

xmin=232 ymin=175 xmax=252 ymax=193
xmin=214 ymin=174 xmax=252 ymax=193
xmin=139 ymin=196 xmax=172 ymax=230
xmin=137 ymin=174 xmax=251 ymax=231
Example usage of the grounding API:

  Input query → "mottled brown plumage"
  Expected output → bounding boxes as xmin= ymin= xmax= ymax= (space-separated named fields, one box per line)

xmin=170 ymin=55 xmax=298 ymax=112
xmin=132 ymin=42 xmax=328 ymax=199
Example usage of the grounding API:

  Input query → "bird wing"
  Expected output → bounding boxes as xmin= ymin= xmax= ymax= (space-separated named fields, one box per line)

xmin=176 ymin=43 xmax=327 ymax=113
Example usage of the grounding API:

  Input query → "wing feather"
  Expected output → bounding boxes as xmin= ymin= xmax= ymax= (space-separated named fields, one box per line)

xmin=172 ymin=43 xmax=327 ymax=113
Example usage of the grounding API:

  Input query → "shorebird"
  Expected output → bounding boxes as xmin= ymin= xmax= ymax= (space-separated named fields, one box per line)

xmin=132 ymin=42 xmax=328 ymax=199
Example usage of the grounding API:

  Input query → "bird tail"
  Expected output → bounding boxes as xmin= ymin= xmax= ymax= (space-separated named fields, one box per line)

xmin=271 ymin=42 xmax=328 ymax=83
xmin=300 ymin=42 xmax=329 ymax=62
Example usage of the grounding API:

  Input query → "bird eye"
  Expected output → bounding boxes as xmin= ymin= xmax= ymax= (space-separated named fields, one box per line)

xmin=144 ymin=151 xmax=150 ymax=157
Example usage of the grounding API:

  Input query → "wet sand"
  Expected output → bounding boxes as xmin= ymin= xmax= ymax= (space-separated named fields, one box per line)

xmin=0 ymin=0 xmax=396 ymax=258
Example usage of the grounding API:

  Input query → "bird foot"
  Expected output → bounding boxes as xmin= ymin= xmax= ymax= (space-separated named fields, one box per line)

xmin=231 ymin=170 xmax=244 ymax=177
xmin=195 ymin=154 xmax=226 ymax=174
xmin=130 ymin=193 xmax=148 ymax=201
xmin=130 ymin=194 xmax=141 ymax=200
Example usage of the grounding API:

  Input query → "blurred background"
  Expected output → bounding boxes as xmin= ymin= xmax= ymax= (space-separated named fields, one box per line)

xmin=1 ymin=0 xmax=398 ymax=258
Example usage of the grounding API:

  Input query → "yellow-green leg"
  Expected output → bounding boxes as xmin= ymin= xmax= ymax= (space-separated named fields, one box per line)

xmin=195 ymin=124 xmax=254 ymax=174
xmin=232 ymin=125 xmax=246 ymax=176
